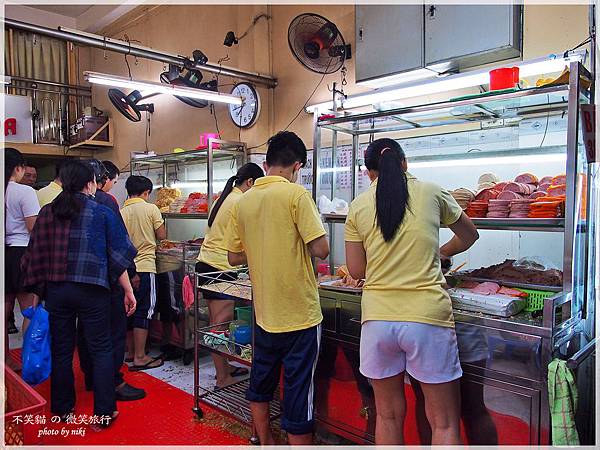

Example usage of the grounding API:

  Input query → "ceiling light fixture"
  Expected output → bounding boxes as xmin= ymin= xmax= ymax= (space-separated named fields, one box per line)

xmin=84 ymin=71 xmax=242 ymax=105
xmin=306 ymin=52 xmax=585 ymax=113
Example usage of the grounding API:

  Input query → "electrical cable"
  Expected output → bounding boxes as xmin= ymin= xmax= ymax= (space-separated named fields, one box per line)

xmin=236 ymin=14 xmax=271 ymax=43
xmin=247 ymin=71 xmax=327 ymax=151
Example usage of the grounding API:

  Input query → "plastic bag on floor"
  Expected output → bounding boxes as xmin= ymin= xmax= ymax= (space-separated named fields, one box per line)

xmin=21 ymin=305 xmax=51 ymax=386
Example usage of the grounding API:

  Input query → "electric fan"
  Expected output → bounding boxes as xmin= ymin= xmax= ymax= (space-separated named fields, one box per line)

xmin=288 ymin=13 xmax=350 ymax=74
xmin=159 ymin=65 xmax=217 ymax=109
xmin=108 ymin=89 xmax=154 ymax=123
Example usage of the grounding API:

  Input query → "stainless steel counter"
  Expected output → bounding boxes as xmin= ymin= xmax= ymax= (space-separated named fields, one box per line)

xmin=315 ymin=288 xmax=554 ymax=445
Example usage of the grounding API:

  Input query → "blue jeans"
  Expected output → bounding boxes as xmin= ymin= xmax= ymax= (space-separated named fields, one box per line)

xmin=77 ymin=286 xmax=126 ymax=389
xmin=45 ymin=281 xmax=115 ymax=416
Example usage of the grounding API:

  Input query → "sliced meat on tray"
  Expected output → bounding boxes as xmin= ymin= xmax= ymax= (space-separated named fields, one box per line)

xmin=548 ymin=184 xmax=567 ymax=197
xmin=474 ymin=188 xmax=500 ymax=202
xmin=540 ymin=176 xmax=554 ymax=185
xmin=514 ymin=173 xmax=539 ymax=185
xmin=529 ymin=191 xmax=548 ymax=199
xmin=498 ymin=190 xmax=523 ymax=200
xmin=471 ymin=282 xmax=501 ymax=295
xmin=498 ymin=286 xmax=528 ymax=297
xmin=552 ymin=174 xmax=567 ymax=185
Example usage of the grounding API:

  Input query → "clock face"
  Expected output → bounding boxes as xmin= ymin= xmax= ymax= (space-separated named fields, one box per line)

xmin=228 ymin=83 xmax=260 ymax=128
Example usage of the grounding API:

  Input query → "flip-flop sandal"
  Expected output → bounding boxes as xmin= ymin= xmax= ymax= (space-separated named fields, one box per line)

xmin=125 ymin=356 xmax=134 ymax=363
xmin=129 ymin=357 xmax=164 ymax=372
xmin=213 ymin=366 xmax=249 ymax=380
xmin=230 ymin=367 xmax=249 ymax=377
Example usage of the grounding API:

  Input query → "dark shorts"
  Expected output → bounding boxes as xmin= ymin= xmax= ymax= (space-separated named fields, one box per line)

xmin=246 ymin=323 xmax=322 ymax=435
xmin=128 ymin=272 xmax=156 ymax=330
xmin=195 ymin=261 xmax=236 ymax=301
xmin=5 ymin=246 xmax=27 ymax=295
xmin=156 ymin=271 xmax=182 ymax=323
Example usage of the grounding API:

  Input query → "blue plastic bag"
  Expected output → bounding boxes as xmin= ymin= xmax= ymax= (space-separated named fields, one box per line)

xmin=21 ymin=305 xmax=51 ymax=385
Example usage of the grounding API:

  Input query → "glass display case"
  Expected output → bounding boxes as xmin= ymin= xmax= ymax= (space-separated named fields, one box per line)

xmin=130 ymin=139 xmax=247 ymax=239
xmin=311 ymin=62 xmax=595 ymax=445
xmin=129 ymin=139 xmax=247 ymax=357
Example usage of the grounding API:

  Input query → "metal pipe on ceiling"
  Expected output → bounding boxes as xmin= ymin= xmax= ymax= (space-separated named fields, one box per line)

xmin=4 ymin=18 xmax=277 ymax=89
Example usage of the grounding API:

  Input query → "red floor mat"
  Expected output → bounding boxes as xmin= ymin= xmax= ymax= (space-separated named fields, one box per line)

xmin=9 ymin=349 xmax=248 ymax=445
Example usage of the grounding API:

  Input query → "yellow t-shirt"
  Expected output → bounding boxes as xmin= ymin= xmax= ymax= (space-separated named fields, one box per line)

xmin=225 ymin=176 xmax=326 ymax=333
xmin=37 ymin=181 xmax=62 ymax=207
xmin=345 ymin=173 xmax=463 ymax=328
xmin=120 ymin=197 xmax=164 ymax=273
xmin=198 ymin=187 xmax=243 ymax=271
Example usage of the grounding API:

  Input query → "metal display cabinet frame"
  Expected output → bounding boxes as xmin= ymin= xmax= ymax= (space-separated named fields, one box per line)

xmin=311 ymin=62 xmax=595 ymax=444
xmin=129 ymin=139 xmax=247 ymax=355
xmin=192 ymin=268 xmax=281 ymax=445
xmin=130 ymin=138 xmax=248 ymax=218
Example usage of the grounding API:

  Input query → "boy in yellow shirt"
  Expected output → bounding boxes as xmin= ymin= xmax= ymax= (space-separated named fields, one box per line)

xmin=121 ymin=175 xmax=166 ymax=371
xmin=226 ymin=131 xmax=329 ymax=445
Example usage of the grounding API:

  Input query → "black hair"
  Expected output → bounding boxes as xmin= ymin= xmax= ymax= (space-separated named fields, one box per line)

xmin=126 ymin=175 xmax=153 ymax=197
xmin=4 ymin=148 xmax=26 ymax=191
xmin=265 ymin=131 xmax=307 ymax=168
xmin=102 ymin=161 xmax=120 ymax=180
xmin=54 ymin=158 xmax=73 ymax=180
xmin=52 ymin=160 xmax=95 ymax=221
xmin=85 ymin=159 xmax=108 ymax=186
xmin=208 ymin=162 xmax=264 ymax=227
xmin=364 ymin=138 xmax=410 ymax=242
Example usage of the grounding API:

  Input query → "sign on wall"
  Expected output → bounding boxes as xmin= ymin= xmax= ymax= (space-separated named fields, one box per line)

xmin=3 ymin=94 xmax=33 ymax=143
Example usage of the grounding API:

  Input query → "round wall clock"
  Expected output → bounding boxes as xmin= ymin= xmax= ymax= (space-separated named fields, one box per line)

xmin=228 ymin=82 xmax=260 ymax=128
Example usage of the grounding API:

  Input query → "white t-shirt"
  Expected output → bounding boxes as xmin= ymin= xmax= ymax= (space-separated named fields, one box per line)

xmin=5 ymin=181 xmax=40 ymax=247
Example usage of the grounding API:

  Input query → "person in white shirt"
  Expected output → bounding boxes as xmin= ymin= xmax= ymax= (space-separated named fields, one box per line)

xmin=4 ymin=148 xmax=40 ymax=371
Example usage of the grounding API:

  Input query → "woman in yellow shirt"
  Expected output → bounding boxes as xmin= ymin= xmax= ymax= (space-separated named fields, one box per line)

xmin=345 ymin=139 xmax=479 ymax=445
xmin=196 ymin=163 xmax=264 ymax=388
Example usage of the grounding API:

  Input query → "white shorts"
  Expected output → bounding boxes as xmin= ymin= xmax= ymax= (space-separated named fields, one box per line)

xmin=360 ymin=320 xmax=463 ymax=384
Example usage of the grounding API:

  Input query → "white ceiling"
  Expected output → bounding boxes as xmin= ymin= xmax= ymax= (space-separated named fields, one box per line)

xmin=27 ymin=5 xmax=93 ymax=19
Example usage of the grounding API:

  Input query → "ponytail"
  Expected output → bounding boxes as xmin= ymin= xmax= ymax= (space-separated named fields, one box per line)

xmin=52 ymin=161 xmax=95 ymax=221
xmin=208 ymin=162 xmax=264 ymax=226
xmin=364 ymin=138 xmax=409 ymax=242
xmin=4 ymin=148 xmax=26 ymax=191
xmin=209 ymin=175 xmax=236 ymax=227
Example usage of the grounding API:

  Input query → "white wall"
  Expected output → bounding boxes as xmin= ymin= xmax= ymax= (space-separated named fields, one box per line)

xmin=4 ymin=5 xmax=77 ymax=29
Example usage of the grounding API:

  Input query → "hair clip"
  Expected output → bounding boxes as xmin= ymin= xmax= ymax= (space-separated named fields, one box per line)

xmin=380 ymin=147 xmax=390 ymax=156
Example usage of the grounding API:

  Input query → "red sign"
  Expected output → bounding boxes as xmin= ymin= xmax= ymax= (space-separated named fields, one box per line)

xmin=4 ymin=118 xmax=17 ymax=136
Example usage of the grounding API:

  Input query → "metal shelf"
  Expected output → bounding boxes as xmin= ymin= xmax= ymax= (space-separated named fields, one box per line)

xmin=162 ymin=212 xmax=209 ymax=219
xmin=199 ymin=378 xmax=281 ymax=426
xmin=197 ymin=320 xmax=252 ymax=366
xmin=316 ymin=85 xmax=570 ymax=136
xmin=131 ymin=140 xmax=246 ymax=166
xmin=322 ymin=214 xmax=565 ymax=231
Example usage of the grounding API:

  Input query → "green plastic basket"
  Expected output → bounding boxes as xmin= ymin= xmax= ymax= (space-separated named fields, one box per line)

xmin=517 ymin=288 xmax=555 ymax=312
xmin=235 ymin=306 xmax=252 ymax=324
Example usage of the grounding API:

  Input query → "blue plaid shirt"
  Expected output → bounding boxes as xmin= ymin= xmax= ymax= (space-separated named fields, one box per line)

xmin=65 ymin=193 xmax=136 ymax=289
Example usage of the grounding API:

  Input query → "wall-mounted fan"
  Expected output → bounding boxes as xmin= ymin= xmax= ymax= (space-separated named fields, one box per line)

xmin=159 ymin=62 xmax=218 ymax=109
xmin=288 ymin=13 xmax=350 ymax=74
xmin=108 ymin=89 xmax=154 ymax=122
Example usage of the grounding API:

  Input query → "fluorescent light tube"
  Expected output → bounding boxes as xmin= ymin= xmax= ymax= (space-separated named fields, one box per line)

xmin=84 ymin=71 xmax=242 ymax=106
xmin=409 ymin=153 xmax=566 ymax=169
xmin=307 ymin=54 xmax=584 ymax=113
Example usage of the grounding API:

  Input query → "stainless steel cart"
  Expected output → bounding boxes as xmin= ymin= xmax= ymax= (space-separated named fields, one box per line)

xmin=192 ymin=268 xmax=281 ymax=443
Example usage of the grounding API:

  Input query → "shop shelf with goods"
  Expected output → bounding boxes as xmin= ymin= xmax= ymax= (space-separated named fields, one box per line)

xmin=310 ymin=61 xmax=596 ymax=445
xmin=130 ymin=139 xmax=247 ymax=239
xmin=130 ymin=139 xmax=247 ymax=358
xmin=192 ymin=267 xmax=280 ymax=443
